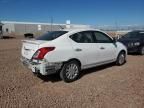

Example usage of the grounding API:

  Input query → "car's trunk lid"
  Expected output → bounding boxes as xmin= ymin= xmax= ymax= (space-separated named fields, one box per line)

xmin=21 ymin=40 xmax=47 ymax=60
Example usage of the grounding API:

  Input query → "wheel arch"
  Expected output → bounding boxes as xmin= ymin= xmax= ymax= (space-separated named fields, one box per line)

xmin=64 ymin=58 xmax=82 ymax=68
xmin=117 ymin=49 xmax=127 ymax=58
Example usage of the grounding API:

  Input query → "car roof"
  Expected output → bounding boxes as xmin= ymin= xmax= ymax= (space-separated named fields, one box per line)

xmin=130 ymin=30 xmax=144 ymax=33
xmin=62 ymin=28 xmax=102 ymax=32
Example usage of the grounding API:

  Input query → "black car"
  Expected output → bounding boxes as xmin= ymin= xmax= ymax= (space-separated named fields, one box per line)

xmin=118 ymin=30 xmax=144 ymax=55
xmin=24 ymin=33 xmax=34 ymax=38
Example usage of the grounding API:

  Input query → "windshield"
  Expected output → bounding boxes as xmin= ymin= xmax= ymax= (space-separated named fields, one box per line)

xmin=121 ymin=32 xmax=138 ymax=39
xmin=36 ymin=31 xmax=68 ymax=40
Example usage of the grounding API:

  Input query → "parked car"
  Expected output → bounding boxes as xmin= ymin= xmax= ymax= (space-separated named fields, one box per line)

xmin=24 ymin=33 xmax=34 ymax=38
xmin=118 ymin=30 xmax=144 ymax=55
xmin=21 ymin=29 xmax=127 ymax=82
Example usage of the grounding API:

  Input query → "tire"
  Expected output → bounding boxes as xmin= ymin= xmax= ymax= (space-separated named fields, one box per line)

xmin=60 ymin=61 xmax=80 ymax=83
xmin=140 ymin=46 xmax=144 ymax=55
xmin=116 ymin=51 xmax=126 ymax=66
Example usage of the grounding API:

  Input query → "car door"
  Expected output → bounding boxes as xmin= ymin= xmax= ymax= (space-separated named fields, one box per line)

xmin=93 ymin=31 xmax=117 ymax=63
xmin=69 ymin=31 xmax=102 ymax=68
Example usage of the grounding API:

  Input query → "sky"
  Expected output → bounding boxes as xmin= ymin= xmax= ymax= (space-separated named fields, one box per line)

xmin=0 ymin=0 xmax=144 ymax=26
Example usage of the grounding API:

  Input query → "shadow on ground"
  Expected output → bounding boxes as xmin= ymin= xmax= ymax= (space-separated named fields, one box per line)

xmin=128 ymin=53 xmax=142 ymax=56
xmin=79 ymin=62 xmax=115 ymax=78
xmin=37 ymin=73 xmax=61 ymax=83
xmin=37 ymin=62 xmax=115 ymax=83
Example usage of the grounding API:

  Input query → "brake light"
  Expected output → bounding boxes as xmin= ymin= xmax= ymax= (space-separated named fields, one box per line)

xmin=32 ymin=47 xmax=55 ymax=60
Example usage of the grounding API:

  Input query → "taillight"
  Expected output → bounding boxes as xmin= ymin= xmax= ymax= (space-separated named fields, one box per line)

xmin=32 ymin=47 xmax=55 ymax=60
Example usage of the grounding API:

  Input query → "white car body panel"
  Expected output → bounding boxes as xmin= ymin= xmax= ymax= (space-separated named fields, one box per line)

xmin=21 ymin=29 xmax=127 ymax=75
xmin=21 ymin=40 xmax=48 ymax=59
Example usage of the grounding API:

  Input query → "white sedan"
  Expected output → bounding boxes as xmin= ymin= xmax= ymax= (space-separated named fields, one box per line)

xmin=21 ymin=29 xmax=127 ymax=82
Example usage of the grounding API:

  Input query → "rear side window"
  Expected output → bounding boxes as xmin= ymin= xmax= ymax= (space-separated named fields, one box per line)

xmin=36 ymin=31 xmax=68 ymax=40
xmin=93 ymin=31 xmax=113 ymax=43
xmin=70 ymin=31 xmax=94 ymax=43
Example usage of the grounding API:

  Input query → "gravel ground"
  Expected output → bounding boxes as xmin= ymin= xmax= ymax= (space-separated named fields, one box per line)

xmin=0 ymin=39 xmax=144 ymax=108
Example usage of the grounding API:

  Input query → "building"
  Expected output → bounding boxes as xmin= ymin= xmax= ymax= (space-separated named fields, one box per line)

xmin=0 ymin=21 xmax=3 ymax=35
xmin=1 ymin=21 xmax=91 ymax=36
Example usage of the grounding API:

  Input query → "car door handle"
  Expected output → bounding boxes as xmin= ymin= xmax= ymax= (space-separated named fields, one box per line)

xmin=75 ymin=48 xmax=82 ymax=52
xmin=100 ymin=47 xmax=105 ymax=50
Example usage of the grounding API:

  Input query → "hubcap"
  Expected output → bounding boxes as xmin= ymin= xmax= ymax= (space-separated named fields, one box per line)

xmin=65 ymin=64 xmax=79 ymax=80
xmin=119 ymin=54 xmax=125 ymax=65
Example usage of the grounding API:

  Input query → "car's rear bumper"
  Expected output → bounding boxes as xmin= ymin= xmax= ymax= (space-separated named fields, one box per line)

xmin=20 ymin=57 xmax=62 ymax=75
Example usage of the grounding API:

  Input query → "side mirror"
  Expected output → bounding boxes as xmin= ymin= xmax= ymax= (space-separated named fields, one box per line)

xmin=113 ymin=37 xmax=117 ymax=43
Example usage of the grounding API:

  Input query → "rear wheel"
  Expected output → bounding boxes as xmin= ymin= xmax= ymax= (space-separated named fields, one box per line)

xmin=116 ymin=51 xmax=126 ymax=66
xmin=140 ymin=46 xmax=144 ymax=55
xmin=60 ymin=61 xmax=80 ymax=83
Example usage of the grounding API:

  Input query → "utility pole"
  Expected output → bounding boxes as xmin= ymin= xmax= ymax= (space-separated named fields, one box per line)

xmin=115 ymin=21 xmax=119 ymax=38
xmin=50 ymin=17 xmax=53 ymax=31
xmin=115 ymin=21 xmax=118 ymax=31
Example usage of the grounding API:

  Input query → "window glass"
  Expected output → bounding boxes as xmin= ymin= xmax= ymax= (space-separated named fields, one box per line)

xmin=122 ymin=32 xmax=139 ymax=39
xmin=70 ymin=31 xmax=94 ymax=43
xmin=94 ymin=32 xmax=112 ymax=43
xmin=6 ymin=28 xmax=9 ymax=32
xmin=36 ymin=31 xmax=68 ymax=41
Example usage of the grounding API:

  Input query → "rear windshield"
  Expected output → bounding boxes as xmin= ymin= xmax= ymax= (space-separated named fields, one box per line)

xmin=36 ymin=31 xmax=68 ymax=40
xmin=121 ymin=32 xmax=138 ymax=39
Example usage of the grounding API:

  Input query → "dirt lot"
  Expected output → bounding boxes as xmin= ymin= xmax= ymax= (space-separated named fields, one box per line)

xmin=0 ymin=39 xmax=144 ymax=108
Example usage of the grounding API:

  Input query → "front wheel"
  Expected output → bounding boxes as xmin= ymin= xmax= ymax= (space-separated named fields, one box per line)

xmin=116 ymin=52 xmax=126 ymax=66
xmin=60 ymin=61 xmax=80 ymax=83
